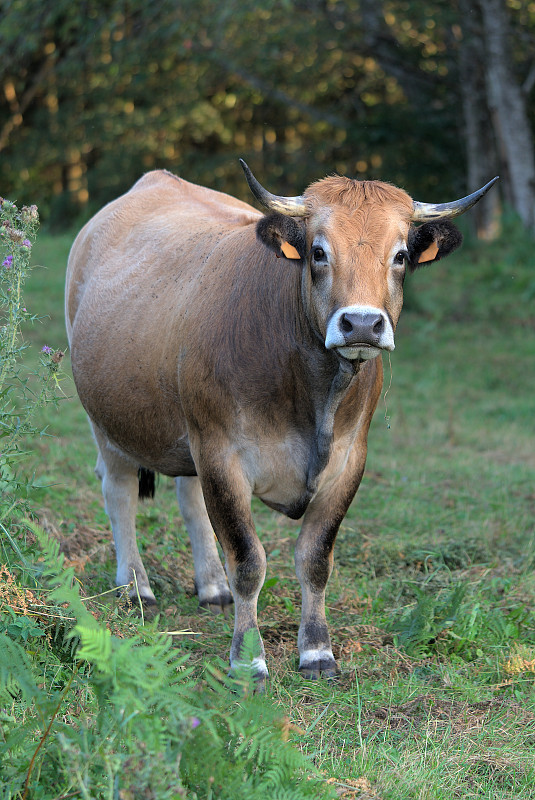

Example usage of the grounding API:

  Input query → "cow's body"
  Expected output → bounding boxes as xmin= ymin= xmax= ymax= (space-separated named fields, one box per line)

xmin=66 ymin=166 xmax=496 ymax=680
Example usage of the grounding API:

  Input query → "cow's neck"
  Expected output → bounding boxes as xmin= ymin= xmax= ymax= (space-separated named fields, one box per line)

xmin=305 ymin=355 xmax=360 ymax=494
xmin=296 ymin=283 xmax=363 ymax=492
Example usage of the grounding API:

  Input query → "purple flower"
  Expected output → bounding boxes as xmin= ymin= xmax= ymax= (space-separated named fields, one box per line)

xmin=21 ymin=239 xmax=31 ymax=248
xmin=42 ymin=345 xmax=52 ymax=354
xmin=190 ymin=717 xmax=201 ymax=729
xmin=2 ymin=255 xmax=13 ymax=268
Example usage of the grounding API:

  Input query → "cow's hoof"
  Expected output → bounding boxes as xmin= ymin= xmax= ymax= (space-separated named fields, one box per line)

xmin=225 ymin=673 xmax=267 ymax=696
xmin=124 ymin=594 xmax=159 ymax=619
xmin=229 ymin=659 xmax=269 ymax=693
xmin=199 ymin=591 xmax=234 ymax=616
xmin=298 ymin=657 xmax=340 ymax=681
xmin=230 ymin=672 xmax=268 ymax=693
xmin=252 ymin=673 xmax=267 ymax=693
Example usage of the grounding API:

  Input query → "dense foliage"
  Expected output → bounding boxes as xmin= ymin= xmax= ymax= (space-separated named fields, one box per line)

xmin=1 ymin=0 xmax=535 ymax=228
xmin=1 ymin=526 xmax=331 ymax=799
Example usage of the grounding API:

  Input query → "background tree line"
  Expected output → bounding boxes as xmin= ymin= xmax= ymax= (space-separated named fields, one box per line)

xmin=1 ymin=0 xmax=534 ymax=235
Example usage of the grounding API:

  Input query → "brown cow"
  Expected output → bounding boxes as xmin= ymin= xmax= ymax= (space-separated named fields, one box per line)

xmin=65 ymin=163 xmax=497 ymax=681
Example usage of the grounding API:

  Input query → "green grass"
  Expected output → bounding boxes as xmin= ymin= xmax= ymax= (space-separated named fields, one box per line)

xmin=10 ymin=219 xmax=535 ymax=798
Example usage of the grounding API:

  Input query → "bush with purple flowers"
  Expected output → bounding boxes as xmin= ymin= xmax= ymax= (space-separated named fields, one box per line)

xmin=0 ymin=196 xmax=63 ymax=508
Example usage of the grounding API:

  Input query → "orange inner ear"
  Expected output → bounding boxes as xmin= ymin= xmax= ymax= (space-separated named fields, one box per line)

xmin=281 ymin=241 xmax=301 ymax=260
xmin=418 ymin=241 xmax=439 ymax=263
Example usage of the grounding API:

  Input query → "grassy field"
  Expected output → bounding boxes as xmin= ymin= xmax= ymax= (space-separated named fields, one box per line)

xmin=9 ymin=217 xmax=535 ymax=797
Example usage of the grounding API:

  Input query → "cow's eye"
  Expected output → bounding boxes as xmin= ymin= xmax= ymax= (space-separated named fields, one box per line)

xmin=393 ymin=250 xmax=407 ymax=266
xmin=312 ymin=246 xmax=326 ymax=262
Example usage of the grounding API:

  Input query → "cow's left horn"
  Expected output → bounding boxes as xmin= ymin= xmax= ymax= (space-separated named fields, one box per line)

xmin=412 ymin=176 xmax=499 ymax=222
xmin=240 ymin=159 xmax=309 ymax=217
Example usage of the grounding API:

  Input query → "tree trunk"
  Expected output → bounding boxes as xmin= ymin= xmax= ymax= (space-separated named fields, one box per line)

xmin=457 ymin=0 xmax=501 ymax=238
xmin=479 ymin=0 xmax=535 ymax=230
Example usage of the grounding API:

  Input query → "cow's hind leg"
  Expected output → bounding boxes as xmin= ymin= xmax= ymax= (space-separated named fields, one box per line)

xmin=176 ymin=476 xmax=233 ymax=613
xmin=91 ymin=424 xmax=156 ymax=608
xmin=194 ymin=450 xmax=268 ymax=682
xmin=295 ymin=452 xmax=366 ymax=679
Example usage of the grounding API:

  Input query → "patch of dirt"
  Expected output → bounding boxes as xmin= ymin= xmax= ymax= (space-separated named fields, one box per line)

xmin=338 ymin=624 xmax=393 ymax=650
xmin=40 ymin=512 xmax=113 ymax=570
xmin=328 ymin=775 xmax=380 ymax=799
xmin=263 ymin=621 xmax=300 ymax=642
xmin=262 ymin=620 xmax=300 ymax=663
xmin=143 ymin=545 xmax=195 ymax=597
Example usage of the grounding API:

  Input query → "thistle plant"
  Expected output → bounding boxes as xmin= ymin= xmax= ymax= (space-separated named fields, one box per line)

xmin=0 ymin=197 xmax=63 ymax=511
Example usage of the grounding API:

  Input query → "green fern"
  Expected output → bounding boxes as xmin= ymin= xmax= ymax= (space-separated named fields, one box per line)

xmin=0 ymin=633 xmax=44 ymax=705
xmin=180 ymin=657 xmax=327 ymax=799
xmin=390 ymin=581 xmax=530 ymax=661
xmin=390 ymin=583 xmax=468 ymax=657
xmin=0 ymin=524 xmax=333 ymax=800
xmin=75 ymin=625 xmax=113 ymax=675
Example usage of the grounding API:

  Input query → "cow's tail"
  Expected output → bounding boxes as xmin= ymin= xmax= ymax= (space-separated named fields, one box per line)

xmin=138 ymin=467 xmax=156 ymax=500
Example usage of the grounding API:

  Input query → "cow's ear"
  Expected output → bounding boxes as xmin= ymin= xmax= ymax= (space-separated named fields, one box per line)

xmin=407 ymin=221 xmax=463 ymax=272
xmin=256 ymin=212 xmax=306 ymax=261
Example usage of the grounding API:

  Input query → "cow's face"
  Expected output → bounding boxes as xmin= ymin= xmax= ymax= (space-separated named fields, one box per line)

xmin=256 ymin=177 xmax=463 ymax=363
xmin=302 ymin=181 xmax=414 ymax=362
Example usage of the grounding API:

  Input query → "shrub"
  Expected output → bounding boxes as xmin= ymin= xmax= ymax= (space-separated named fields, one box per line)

xmin=0 ymin=197 xmax=63 ymax=514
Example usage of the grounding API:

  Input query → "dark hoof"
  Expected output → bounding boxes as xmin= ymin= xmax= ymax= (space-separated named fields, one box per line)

xmin=228 ymin=668 xmax=268 ymax=694
xmin=140 ymin=596 xmax=159 ymax=619
xmin=252 ymin=674 xmax=267 ymax=693
xmin=299 ymin=658 xmax=340 ymax=681
xmin=124 ymin=594 xmax=158 ymax=620
xmin=199 ymin=592 xmax=234 ymax=616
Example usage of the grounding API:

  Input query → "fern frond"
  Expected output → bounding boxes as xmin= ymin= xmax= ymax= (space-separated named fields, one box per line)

xmin=0 ymin=633 xmax=43 ymax=704
xmin=75 ymin=625 xmax=113 ymax=675
xmin=23 ymin=519 xmax=94 ymax=628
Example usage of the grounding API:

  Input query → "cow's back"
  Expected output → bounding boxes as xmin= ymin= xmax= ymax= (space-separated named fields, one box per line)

xmin=66 ymin=170 xmax=260 ymax=337
xmin=65 ymin=170 xmax=262 ymax=471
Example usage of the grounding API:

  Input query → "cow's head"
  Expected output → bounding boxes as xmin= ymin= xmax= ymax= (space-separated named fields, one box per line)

xmin=242 ymin=160 xmax=497 ymax=363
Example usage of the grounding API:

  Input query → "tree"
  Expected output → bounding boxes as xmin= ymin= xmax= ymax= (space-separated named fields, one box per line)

xmin=480 ymin=0 xmax=535 ymax=230
xmin=1 ymin=0 xmax=534 ymax=233
xmin=456 ymin=0 xmax=501 ymax=238
xmin=457 ymin=0 xmax=535 ymax=234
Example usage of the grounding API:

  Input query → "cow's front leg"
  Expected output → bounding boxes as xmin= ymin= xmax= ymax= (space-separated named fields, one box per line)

xmin=295 ymin=450 xmax=366 ymax=679
xmin=91 ymin=423 xmax=156 ymax=607
xmin=294 ymin=518 xmax=339 ymax=679
xmin=198 ymin=455 xmax=267 ymax=682
xmin=176 ymin=476 xmax=233 ymax=613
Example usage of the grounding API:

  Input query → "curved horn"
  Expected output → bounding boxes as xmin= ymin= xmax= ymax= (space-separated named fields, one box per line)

xmin=240 ymin=159 xmax=308 ymax=217
xmin=412 ymin=176 xmax=499 ymax=222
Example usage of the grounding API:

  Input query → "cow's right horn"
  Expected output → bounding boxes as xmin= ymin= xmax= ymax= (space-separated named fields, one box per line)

xmin=240 ymin=159 xmax=309 ymax=217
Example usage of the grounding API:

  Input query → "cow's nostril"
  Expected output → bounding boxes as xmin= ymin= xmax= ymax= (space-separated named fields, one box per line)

xmin=340 ymin=314 xmax=353 ymax=334
xmin=372 ymin=317 xmax=384 ymax=334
